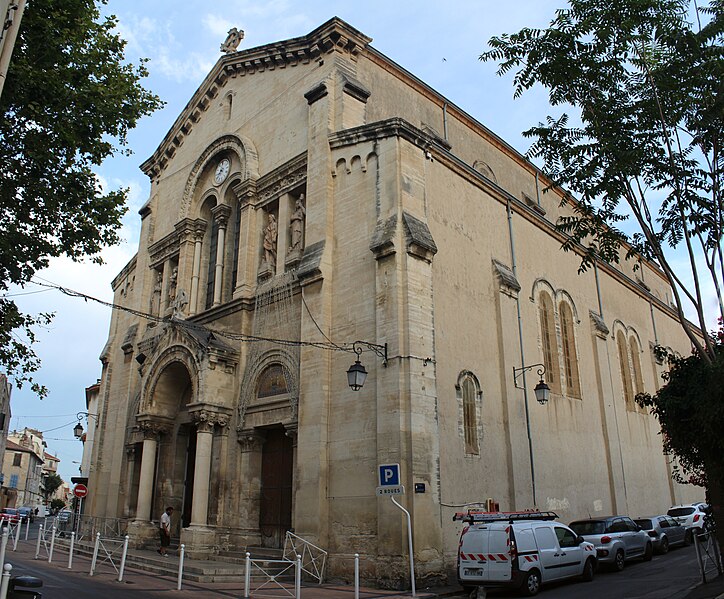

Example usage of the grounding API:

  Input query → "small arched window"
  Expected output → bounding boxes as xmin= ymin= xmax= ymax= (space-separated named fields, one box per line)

xmin=559 ymin=301 xmax=581 ymax=398
xmin=629 ymin=336 xmax=646 ymax=412
xmin=457 ymin=372 xmax=481 ymax=455
xmin=539 ymin=292 xmax=561 ymax=393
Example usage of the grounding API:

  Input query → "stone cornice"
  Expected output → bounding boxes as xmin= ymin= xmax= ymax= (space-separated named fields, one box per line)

xmin=111 ymin=255 xmax=137 ymax=291
xmin=256 ymin=153 xmax=307 ymax=206
xmin=140 ymin=18 xmax=370 ymax=181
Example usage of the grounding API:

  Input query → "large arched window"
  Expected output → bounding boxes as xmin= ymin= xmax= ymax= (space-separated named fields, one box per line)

xmin=629 ymin=336 xmax=646 ymax=412
xmin=539 ymin=291 xmax=561 ymax=393
xmin=457 ymin=372 xmax=481 ymax=455
xmin=616 ymin=331 xmax=636 ymax=411
xmin=559 ymin=301 xmax=581 ymax=398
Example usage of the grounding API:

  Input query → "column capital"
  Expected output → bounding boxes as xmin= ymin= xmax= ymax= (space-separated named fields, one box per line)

xmin=211 ymin=204 xmax=232 ymax=229
xmin=189 ymin=406 xmax=231 ymax=433
xmin=138 ymin=418 xmax=171 ymax=439
xmin=237 ymin=428 xmax=265 ymax=452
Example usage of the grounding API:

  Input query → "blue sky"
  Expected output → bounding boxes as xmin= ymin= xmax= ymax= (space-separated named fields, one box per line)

xmin=7 ymin=0 xmax=716 ymax=483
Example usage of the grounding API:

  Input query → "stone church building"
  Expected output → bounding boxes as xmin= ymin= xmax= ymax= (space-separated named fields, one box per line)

xmin=86 ymin=18 xmax=701 ymax=585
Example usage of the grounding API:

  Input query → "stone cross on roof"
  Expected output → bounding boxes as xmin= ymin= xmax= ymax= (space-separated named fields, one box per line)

xmin=220 ymin=27 xmax=244 ymax=54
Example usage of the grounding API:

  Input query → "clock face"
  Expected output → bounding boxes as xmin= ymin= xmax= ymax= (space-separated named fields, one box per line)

xmin=214 ymin=158 xmax=230 ymax=185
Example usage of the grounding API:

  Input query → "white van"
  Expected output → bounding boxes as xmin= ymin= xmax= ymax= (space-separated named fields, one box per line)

xmin=455 ymin=510 xmax=597 ymax=596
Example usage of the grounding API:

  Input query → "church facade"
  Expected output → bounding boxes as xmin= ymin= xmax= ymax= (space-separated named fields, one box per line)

xmin=86 ymin=18 xmax=702 ymax=586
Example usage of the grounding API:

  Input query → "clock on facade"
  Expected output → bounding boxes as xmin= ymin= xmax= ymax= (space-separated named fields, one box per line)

xmin=214 ymin=158 xmax=230 ymax=185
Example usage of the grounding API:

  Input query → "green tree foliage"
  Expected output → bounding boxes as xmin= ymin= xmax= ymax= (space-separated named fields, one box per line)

xmin=40 ymin=472 xmax=64 ymax=503
xmin=0 ymin=0 xmax=163 ymax=394
xmin=49 ymin=498 xmax=66 ymax=513
xmin=481 ymin=0 xmax=723 ymax=362
xmin=637 ymin=325 xmax=724 ymax=545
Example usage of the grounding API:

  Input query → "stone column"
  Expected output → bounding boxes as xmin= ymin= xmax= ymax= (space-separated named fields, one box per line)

xmin=189 ymin=220 xmax=206 ymax=316
xmin=211 ymin=205 xmax=231 ymax=307
xmin=284 ymin=423 xmax=298 ymax=530
xmin=135 ymin=428 xmax=158 ymax=522
xmin=123 ymin=445 xmax=136 ymax=518
xmin=237 ymin=429 xmax=265 ymax=539
xmin=214 ymin=414 xmax=230 ymax=526
xmin=190 ymin=411 xmax=215 ymax=526
xmin=276 ymin=192 xmax=292 ymax=274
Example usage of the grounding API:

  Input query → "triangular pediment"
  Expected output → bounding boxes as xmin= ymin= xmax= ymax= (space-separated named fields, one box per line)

xmin=140 ymin=17 xmax=372 ymax=181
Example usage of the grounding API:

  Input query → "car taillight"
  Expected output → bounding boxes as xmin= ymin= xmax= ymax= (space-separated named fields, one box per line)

xmin=601 ymin=536 xmax=612 ymax=544
xmin=509 ymin=538 xmax=518 ymax=560
xmin=648 ymin=531 xmax=657 ymax=537
xmin=693 ymin=514 xmax=700 ymax=523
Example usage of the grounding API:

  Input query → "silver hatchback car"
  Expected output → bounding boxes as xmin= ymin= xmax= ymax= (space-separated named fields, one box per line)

xmin=569 ymin=516 xmax=652 ymax=571
xmin=634 ymin=515 xmax=688 ymax=554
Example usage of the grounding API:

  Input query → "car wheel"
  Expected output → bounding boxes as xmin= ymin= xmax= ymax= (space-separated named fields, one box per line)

xmin=643 ymin=542 xmax=653 ymax=561
xmin=581 ymin=557 xmax=596 ymax=582
xmin=659 ymin=537 xmax=669 ymax=554
xmin=613 ymin=549 xmax=625 ymax=572
xmin=520 ymin=569 xmax=541 ymax=596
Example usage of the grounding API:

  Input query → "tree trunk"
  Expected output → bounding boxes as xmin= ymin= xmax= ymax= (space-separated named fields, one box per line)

xmin=706 ymin=471 xmax=724 ymax=553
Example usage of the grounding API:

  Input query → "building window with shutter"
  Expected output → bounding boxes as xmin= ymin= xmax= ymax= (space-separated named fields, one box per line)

xmin=457 ymin=371 xmax=482 ymax=455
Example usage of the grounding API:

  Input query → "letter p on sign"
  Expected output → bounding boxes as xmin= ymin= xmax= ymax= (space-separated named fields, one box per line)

xmin=378 ymin=463 xmax=400 ymax=487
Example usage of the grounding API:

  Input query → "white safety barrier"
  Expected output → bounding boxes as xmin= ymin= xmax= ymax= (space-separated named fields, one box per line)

xmin=354 ymin=554 xmax=360 ymax=599
xmin=34 ymin=525 xmax=43 ymax=559
xmin=89 ymin=533 xmax=130 ymax=578
xmin=177 ymin=543 xmax=185 ymax=590
xmin=68 ymin=532 xmax=75 ymax=569
xmin=48 ymin=526 xmax=57 ymax=562
xmin=694 ymin=529 xmax=724 ymax=583
xmin=24 ymin=519 xmax=29 ymax=542
xmin=0 ymin=563 xmax=11 ymax=599
xmin=118 ymin=536 xmax=129 ymax=582
xmin=0 ymin=529 xmax=8 ymax=570
xmin=11 ymin=519 xmax=21 ymax=552
xmin=244 ymin=552 xmax=251 ymax=598
xmin=295 ymin=554 xmax=302 ymax=599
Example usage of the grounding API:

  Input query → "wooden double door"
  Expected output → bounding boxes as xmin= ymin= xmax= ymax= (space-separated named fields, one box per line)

xmin=259 ymin=428 xmax=293 ymax=548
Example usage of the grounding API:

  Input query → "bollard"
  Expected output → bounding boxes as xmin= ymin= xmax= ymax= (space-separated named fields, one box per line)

xmin=89 ymin=532 xmax=100 ymax=576
xmin=296 ymin=554 xmax=302 ymax=599
xmin=177 ymin=543 xmax=185 ymax=590
xmin=12 ymin=518 xmax=21 ymax=551
xmin=244 ymin=552 xmax=251 ymax=599
xmin=48 ymin=526 xmax=56 ymax=563
xmin=0 ymin=563 xmax=12 ymax=599
xmin=68 ymin=532 xmax=75 ymax=569
xmin=0 ymin=529 xmax=8 ymax=571
xmin=24 ymin=519 xmax=29 ymax=542
xmin=118 ymin=535 xmax=129 ymax=582
xmin=354 ymin=554 xmax=360 ymax=599
xmin=34 ymin=525 xmax=42 ymax=560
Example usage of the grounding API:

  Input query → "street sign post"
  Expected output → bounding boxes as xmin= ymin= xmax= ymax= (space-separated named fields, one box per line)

xmin=376 ymin=464 xmax=415 ymax=597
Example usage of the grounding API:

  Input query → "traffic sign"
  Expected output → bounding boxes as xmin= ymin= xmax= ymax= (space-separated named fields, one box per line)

xmin=74 ymin=484 xmax=88 ymax=498
xmin=378 ymin=463 xmax=400 ymax=487
xmin=376 ymin=485 xmax=405 ymax=496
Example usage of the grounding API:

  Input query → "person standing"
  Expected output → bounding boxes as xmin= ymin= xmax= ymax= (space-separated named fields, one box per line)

xmin=158 ymin=506 xmax=173 ymax=556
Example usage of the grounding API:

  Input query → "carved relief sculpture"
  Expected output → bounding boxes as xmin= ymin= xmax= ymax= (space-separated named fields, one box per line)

xmin=263 ymin=213 xmax=278 ymax=273
xmin=168 ymin=266 xmax=178 ymax=304
xmin=172 ymin=289 xmax=189 ymax=319
xmin=220 ymin=28 xmax=244 ymax=54
xmin=150 ymin=270 xmax=162 ymax=316
xmin=288 ymin=195 xmax=306 ymax=255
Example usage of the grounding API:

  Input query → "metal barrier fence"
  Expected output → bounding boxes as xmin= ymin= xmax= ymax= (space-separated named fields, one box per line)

xmin=75 ymin=515 xmax=129 ymax=541
xmin=244 ymin=552 xmax=301 ymax=599
xmin=693 ymin=529 xmax=723 ymax=583
xmin=283 ymin=531 xmax=327 ymax=584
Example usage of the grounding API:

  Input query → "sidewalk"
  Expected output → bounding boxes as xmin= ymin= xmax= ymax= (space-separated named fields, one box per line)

xmin=4 ymin=534 xmax=463 ymax=599
xmin=681 ymin=575 xmax=724 ymax=599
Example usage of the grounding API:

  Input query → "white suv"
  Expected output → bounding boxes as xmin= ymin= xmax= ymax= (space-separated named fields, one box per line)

xmin=456 ymin=510 xmax=597 ymax=596
xmin=667 ymin=503 xmax=709 ymax=539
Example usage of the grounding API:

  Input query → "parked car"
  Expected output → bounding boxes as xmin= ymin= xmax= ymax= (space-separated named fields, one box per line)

xmin=17 ymin=507 xmax=34 ymax=524
xmin=456 ymin=510 xmax=597 ymax=596
xmin=569 ymin=516 xmax=652 ymax=571
xmin=56 ymin=509 xmax=72 ymax=522
xmin=0 ymin=508 xmax=21 ymax=525
xmin=667 ymin=503 xmax=708 ymax=539
xmin=634 ymin=515 xmax=688 ymax=554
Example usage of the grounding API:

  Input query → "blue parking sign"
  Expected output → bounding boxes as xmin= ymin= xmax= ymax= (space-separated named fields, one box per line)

xmin=378 ymin=463 xmax=400 ymax=486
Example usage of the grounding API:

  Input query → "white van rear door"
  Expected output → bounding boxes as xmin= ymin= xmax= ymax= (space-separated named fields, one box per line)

xmin=485 ymin=526 xmax=513 ymax=583
xmin=459 ymin=525 xmax=489 ymax=582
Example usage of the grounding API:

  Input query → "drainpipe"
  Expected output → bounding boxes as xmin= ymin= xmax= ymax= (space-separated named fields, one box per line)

xmin=507 ymin=199 xmax=537 ymax=507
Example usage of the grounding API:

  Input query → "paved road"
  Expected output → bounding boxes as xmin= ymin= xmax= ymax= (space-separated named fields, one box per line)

xmin=483 ymin=544 xmax=703 ymax=598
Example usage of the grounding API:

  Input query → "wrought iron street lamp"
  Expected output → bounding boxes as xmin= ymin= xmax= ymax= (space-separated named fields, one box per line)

xmin=513 ymin=363 xmax=550 ymax=405
xmin=346 ymin=341 xmax=388 ymax=391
